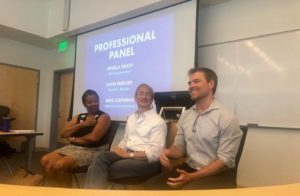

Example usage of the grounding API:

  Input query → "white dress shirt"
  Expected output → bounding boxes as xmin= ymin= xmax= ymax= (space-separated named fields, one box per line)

xmin=118 ymin=109 xmax=167 ymax=162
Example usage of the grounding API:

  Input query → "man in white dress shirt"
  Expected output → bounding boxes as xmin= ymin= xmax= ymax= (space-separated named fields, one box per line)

xmin=85 ymin=83 xmax=167 ymax=189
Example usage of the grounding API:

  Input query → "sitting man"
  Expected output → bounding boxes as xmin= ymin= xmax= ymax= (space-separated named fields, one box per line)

xmin=145 ymin=67 xmax=242 ymax=190
xmin=85 ymin=83 xmax=167 ymax=189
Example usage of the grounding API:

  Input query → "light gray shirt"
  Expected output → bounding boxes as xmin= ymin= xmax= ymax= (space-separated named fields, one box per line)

xmin=118 ymin=109 xmax=167 ymax=162
xmin=174 ymin=100 xmax=242 ymax=170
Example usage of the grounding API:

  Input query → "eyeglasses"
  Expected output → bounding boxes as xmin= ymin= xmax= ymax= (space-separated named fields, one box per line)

xmin=136 ymin=91 xmax=152 ymax=97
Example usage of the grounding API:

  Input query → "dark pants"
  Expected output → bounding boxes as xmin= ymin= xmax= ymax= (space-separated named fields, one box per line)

xmin=144 ymin=162 xmax=236 ymax=190
xmin=85 ymin=151 xmax=161 ymax=189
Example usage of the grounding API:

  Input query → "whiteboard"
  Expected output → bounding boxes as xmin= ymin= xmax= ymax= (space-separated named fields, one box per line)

xmin=198 ymin=30 xmax=300 ymax=128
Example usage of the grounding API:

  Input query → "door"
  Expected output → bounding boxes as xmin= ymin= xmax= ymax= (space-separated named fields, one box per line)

xmin=0 ymin=63 xmax=38 ymax=130
xmin=56 ymin=72 xmax=73 ymax=145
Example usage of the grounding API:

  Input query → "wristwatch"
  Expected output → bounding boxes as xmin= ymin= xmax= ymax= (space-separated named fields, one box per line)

xmin=129 ymin=152 xmax=134 ymax=158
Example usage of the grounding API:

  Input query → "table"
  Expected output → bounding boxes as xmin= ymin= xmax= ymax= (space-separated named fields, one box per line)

xmin=0 ymin=130 xmax=43 ymax=170
xmin=0 ymin=182 xmax=300 ymax=195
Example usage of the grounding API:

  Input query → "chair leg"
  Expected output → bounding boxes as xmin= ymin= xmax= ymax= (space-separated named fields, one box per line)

xmin=1 ymin=157 xmax=13 ymax=176
xmin=108 ymin=182 xmax=127 ymax=190
xmin=72 ymin=173 xmax=80 ymax=188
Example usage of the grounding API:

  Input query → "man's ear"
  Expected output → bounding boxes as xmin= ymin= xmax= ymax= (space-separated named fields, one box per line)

xmin=208 ymin=80 xmax=215 ymax=91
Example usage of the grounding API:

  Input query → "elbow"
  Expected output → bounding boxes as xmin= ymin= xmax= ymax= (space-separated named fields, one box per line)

xmin=60 ymin=132 xmax=67 ymax=138
xmin=88 ymin=137 xmax=99 ymax=143
xmin=85 ymin=134 xmax=100 ymax=143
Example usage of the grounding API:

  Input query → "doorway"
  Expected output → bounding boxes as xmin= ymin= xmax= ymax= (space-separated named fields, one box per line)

xmin=49 ymin=69 xmax=73 ymax=151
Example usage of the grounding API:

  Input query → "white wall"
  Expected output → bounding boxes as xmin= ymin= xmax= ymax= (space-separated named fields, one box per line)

xmin=238 ymin=127 xmax=300 ymax=187
xmin=198 ymin=0 xmax=300 ymax=186
xmin=47 ymin=0 xmax=65 ymax=38
xmin=1 ymin=0 xmax=183 ymax=38
xmin=0 ymin=37 xmax=75 ymax=148
xmin=198 ymin=0 xmax=300 ymax=46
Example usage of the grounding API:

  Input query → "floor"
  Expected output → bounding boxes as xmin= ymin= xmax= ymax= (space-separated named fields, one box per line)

xmin=0 ymin=150 xmax=138 ymax=189
xmin=0 ymin=126 xmax=128 ymax=189
xmin=0 ymin=151 xmax=45 ymax=184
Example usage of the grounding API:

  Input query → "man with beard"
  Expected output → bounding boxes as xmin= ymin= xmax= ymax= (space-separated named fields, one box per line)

xmin=145 ymin=67 xmax=242 ymax=190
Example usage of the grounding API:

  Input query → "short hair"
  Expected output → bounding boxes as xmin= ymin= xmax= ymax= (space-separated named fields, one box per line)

xmin=135 ymin=83 xmax=154 ymax=98
xmin=82 ymin=89 xmax=99 ymax=106
xmin=188 ymin=67 xmax=218 ymax=95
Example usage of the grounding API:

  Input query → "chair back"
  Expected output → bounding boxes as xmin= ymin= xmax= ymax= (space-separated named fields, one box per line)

xmin=100 ymin=120 xmax=120 ymax=150
xmin=71 ymin=121 xmax=120 ymax=176
xmin=0 ymin=106 xmax=10 ymax=130
xmin=235 ymin=125 xmax=248 ymax=170
xmin=0 ymin=105 xmax=10 ymax=118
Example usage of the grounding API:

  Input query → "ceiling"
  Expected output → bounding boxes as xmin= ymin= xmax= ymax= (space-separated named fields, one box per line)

xmin=198 ymin=0 xmax=229 ymax=7
xmin=0 ymin=0 xmax=229 ymax=49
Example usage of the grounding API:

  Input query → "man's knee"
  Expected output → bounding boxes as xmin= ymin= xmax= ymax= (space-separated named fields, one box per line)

xmin=94 ymin=151 xmax=120 ymax=164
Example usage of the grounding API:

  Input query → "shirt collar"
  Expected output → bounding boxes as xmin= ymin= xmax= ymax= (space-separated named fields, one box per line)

xmin=192 ymin=99 xmax=220 ymax=115
xmin=134 ymin=109 xmax=154 ymax=118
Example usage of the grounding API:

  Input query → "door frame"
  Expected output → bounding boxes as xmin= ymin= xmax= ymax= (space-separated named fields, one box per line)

xmin=49 ymin=68 xmax=74 ymax=151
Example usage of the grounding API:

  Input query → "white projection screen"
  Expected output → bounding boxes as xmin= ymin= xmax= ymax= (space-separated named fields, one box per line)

xmin=74 ymin=0 xmax=197 ymax=121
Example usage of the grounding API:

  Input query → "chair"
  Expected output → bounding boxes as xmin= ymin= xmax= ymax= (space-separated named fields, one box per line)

xmin=235 ymin=125 xmax=248 ymax=171
xmin=230 ymin=125 xmax=248 ymax=187
xmin=72 ymin=120 xmax=120 ymax=188
xmin=0 ymin=140 xmax=16 ymax=176
xmin=0 ymin=105 xmax=10 ymax=130
xmin=0 ymin=106 xmax=16 ymax=175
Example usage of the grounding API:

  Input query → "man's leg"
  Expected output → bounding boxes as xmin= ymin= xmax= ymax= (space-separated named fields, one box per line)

xmin=108 ymin=159 xmax=161 ymax=181
xmin=144 ymin=163 xmax=197 ymax=190
xmin=181 ymin=169 xmax=236 ymax=190
xmin=85 ymin=151 xmax=122 ymax=189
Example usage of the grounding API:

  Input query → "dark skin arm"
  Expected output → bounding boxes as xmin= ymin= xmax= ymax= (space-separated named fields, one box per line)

xmin=60 ymin=114 xmax=97 ymax=138
xmin=64 ymin=114 xmax=111 ymax=145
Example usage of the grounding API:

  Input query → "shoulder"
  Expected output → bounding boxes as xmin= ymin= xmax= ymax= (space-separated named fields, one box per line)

xmin=97 ymin=112 xmax=111 ymax=124
xmin=178 ymin=106 xmax=196 ymax=122
xmin=147 ymin=110 xmax=165 ymax=124
xmin=215 ymin=103 xmax=240 ymax=130
xmin=217 ymin=103 xmax=238 ymax=122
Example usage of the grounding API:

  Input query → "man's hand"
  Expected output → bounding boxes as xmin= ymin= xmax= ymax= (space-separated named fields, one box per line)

xmin=166 ymin=168 xmax=194 ymax=189
xmin=160 ymin=149 xmax=172 ymax=169
xmin=111 ymin=147 xmax=129 ymax=158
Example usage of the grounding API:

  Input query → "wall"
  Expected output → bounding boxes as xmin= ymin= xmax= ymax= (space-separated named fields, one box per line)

xmin=237 ymin=127 xmax=300 ymax=187
xmin=197 ymin=0 xmax=300 ymax=186
xmin=0 ymin=37 xmax=74 ymax=148
xmin=198 ymin=0 xmax=300 ymax=46
xmin=0 ymin=0 xmax=185 ymax=38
